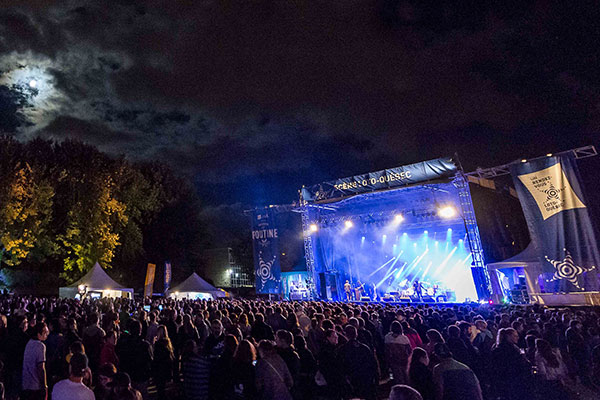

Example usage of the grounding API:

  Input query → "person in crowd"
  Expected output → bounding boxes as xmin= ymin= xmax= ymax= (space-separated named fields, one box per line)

xmin=210 ymin=334 xmax=238 ymax=399
xmin=490 ymin=328 xmax=532 ymax=400
xmin=409 ymin=347 xmax=434 ymax=400
xmin=424 ymin=329 xmax=445 ymax=356
xmin=110 ymin=372 xmax=143 ymax=400
xmin=275 ymin=329 xmax=301 ymax=389
xmin=21 ymin=322 xmax=49 ymax=400
xmin=152 ymin=325 xmax=174 ymax=399
xmin=94 ymin=362 xmax=117 ymax=400
xmin=294 ymin=335 xmax=316 ymax=399
xmin=472 ymin=320 xmax=493 ymax=356
xmin=82 ymin=312 xmax=106 ymax=371
xmin=178 ymin=314 xmax=200 ymax=349
xmin=64 ymin=341 xmax=92 ymax=387
xmin=534 ymin=338 xmax=570 ymax=398
xmin=51 ymin=352 xmax=94 ymax=400
xmin=251 ymin=313 xmax=275 ymax=342
xmin=181 ymin=340 xmax=212 ymax=400
xmin=145 ymin=312 xmax=159 ymax=344
xmin=446 ymin=325 xmax=473 ymax=367
xmin=566 ymin=319 xmax=591 ymax=384
xmin=385 ymin=321 xmax=412 ymax=384
xmin=204 ymin=320 xmax=226 ymax=357
xmin=339 ymin=325 xmax=378 ymax=400
xmin=117 ymin=319 xmax=153 ymax=398
xmin=6 ymin=315 xmax=30 ymax=397
xmin=432 ymin=343 xmax=483 ymax=400
xmin=231 ymin=339 xmax=258 ymax=399
xmin=65 ymin=318 xmax=81 ymax=348
xmin=389 ymin=384 xmax=424 ymax=400
xmin=255 ymin=339 xmax=293 ymax=400
xmin=316 ymin=329 xmax=344 ymax=399
xmin=402 ymin=321 xmax=423 ymax=349
xmin=100 ymin=330 xmax=119 ymax=367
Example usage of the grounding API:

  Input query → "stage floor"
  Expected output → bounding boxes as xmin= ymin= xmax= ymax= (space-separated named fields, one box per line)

xmin=348 ymin=300 xmax=484 ymax=307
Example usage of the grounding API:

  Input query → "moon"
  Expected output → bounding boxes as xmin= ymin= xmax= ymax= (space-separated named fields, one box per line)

xmin=28 ymin=79 xmax=37 ymax=88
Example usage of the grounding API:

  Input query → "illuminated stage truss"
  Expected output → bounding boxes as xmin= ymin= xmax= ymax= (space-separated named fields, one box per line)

xmin=300 ymin=174 xmax=491 ymax=303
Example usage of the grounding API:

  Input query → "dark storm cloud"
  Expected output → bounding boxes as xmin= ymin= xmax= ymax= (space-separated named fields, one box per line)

xmin=1 ymin=1 xmax=599 ymax=205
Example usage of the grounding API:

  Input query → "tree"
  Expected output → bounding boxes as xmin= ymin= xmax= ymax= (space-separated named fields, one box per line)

xmin=0 ymin=163 xmax=55 ymax=266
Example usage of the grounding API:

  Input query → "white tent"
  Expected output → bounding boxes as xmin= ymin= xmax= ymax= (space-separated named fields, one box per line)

xmin=487 ymin=242 xmax=543 ymax=294
xmin=59 ymin=262 xmax=134 ymax=299
xmin=169 ymin=272 xmax=228 ymax=300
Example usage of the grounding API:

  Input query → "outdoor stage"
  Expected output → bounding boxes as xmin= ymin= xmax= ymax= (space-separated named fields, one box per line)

xmin=298 ymin=157 xmax=492 ymax=303
xmin=252 ymin=148 xmax=600 ymax=307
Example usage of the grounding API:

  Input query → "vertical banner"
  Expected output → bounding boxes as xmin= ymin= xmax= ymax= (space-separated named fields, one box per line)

xmin=251 ymin=208 xmax=281 ymax=294
xmin=164 ymin=261 xmax=172 ymax=293
xmin=144 ymin=263 xmax=156 ymax=297
xmin=510 ymin=154 xmax=600 ymax=292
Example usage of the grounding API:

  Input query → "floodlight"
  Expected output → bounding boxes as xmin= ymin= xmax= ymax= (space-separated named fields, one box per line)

xmin=309 ymin=224 xmax=318 ymax=232
xmin=438 ymin=206 xmax=457 ymax=218
xmin=395 ymin=214 xmax=404 ymax=222
xmin=344 ymin=220 xmax=353 ymax=228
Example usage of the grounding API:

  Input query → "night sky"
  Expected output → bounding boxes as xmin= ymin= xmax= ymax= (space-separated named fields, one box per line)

xmin=1 ymin=1 xmax=599 ymax=217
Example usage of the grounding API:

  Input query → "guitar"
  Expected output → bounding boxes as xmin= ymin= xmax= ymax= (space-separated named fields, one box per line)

xmin=354 ymin=283 xmax=365 ymax=299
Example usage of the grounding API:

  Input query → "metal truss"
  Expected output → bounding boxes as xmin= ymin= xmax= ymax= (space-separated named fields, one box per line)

xmin=466 ymin=145 xmax=597 ymax=179
xmin=454 ymin=174 xmax=492 ymax=299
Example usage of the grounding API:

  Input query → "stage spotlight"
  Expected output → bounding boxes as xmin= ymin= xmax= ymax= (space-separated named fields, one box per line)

xmin=309 ymin=224 xmax=318 ymax=232
xmin=438 ymin=206 xmax=457 ymax=218
xmin=395 ymin=214 xmax=404 ymax=222
xmin=344 ymin=220 xmax=353 ymax=228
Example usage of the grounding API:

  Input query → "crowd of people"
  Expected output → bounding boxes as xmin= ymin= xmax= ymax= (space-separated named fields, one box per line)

xmin=0 ymin=295 xmax=598 ymax=399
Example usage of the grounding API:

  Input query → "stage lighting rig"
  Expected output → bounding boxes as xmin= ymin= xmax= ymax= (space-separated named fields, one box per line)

xmin=344 ymin=220 xmax=354 ymax=228
xmin=309 ymin=224 xmax=318 ymax=232
xmin=395 ymin=214 xmax=404 ymax=222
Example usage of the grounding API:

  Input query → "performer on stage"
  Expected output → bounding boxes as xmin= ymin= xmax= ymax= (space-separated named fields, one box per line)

xmin=371 ymin=283 xmax=378 ymax=301
xmin=354 ymin=281 xmax=364 ymax=300
xmin=344 ymin=280 xmax=352 ymax=302
xmin=413 ymin=279 xmax=423 ymax=301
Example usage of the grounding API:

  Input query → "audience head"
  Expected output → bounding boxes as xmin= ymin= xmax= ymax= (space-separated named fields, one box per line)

xmin=389 ymin=384 xmax=424 ymax=400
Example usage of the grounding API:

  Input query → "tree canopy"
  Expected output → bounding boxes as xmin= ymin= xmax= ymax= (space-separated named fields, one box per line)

xmin=0 ymin=136 xmax=206 ymax=287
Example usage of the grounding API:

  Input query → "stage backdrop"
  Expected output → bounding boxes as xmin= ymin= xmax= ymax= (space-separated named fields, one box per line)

xmin=301 ymin=157 xmax=457 ymax=202
xmin=251 ymin=208 xmax=282 ymax=294
xmin=510 ymin=154 xmax=600 ymax=292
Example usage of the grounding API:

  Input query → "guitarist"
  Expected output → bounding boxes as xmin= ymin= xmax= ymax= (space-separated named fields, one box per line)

xmin=354 ymin=281 xmax=365 ymax=301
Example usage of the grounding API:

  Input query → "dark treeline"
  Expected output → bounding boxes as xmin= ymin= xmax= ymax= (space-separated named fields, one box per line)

xmin=0 ymin=136 xmax=207 ymax=291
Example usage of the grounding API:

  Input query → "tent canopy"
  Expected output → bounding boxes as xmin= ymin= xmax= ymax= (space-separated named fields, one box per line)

xmin=69 ymin=262 xmax=131 ymax=290
xmin=171 ymin=272 xmax=227 ymax=298
xmin=487 ymin=242 xmax=541 ymax=270
xmin=59 ymin=262 xmax=133 ymax=298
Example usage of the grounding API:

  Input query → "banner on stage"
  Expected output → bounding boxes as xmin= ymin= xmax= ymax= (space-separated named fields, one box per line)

xmin=251 ymin=208 xmax=281 ymax=294
xmin=144 ymin=263 xmax=156 ymax=297
xmin=164 ymin=261 xmax=172 ymax=292
xmin=510 ymin=154 xmax=600 ymax=292
xmin=301 ymin=157 xmax=458 ymax=202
